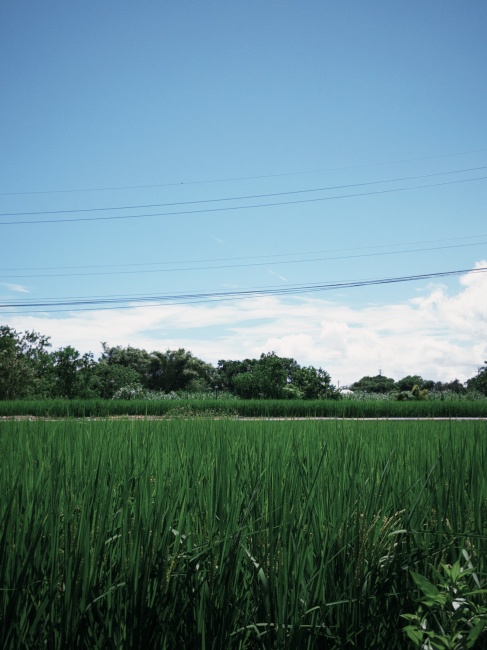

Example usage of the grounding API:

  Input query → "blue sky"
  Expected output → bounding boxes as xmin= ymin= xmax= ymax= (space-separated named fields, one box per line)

xmin=1 ymin=1 xmax=486 ymax=385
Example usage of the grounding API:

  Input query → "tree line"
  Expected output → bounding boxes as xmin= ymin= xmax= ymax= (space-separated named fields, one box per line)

xmin=1 ymin=325 xmax=486 ymax=400
xmin=347 ymin=372 xmax=487 ymax=399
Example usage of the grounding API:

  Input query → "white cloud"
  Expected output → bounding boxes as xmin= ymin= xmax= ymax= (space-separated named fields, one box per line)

xmin=2 ymin=265 xmax=487 ymax=385
xmin=1 ymin=283 xmax=29 ymax=293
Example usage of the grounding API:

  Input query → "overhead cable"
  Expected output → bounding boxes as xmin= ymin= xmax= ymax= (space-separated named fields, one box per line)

xmin=2 ymin=165 xmax=486 ymax=217
xmin=1 ymin=240 xmax=486 ymax=280
xmin=1 ymin=232 xmax=486 ymax=272
xmin=2 ymin=266 xmax=486 ymax=314
xmin=1 ymin=147 xmax=487 ymax=196
xmin=1 ymin=175 xmax=486 ymax=226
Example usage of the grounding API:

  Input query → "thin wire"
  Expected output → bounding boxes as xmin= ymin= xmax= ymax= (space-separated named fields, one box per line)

xmin=2 ymin=165 xmax=486 ymax=217
xmin=1 ymin=240 xmax=486 ymax=280
xmin=1 ymin=232 xmax=486 ymax=273
xmin=1 ymin=175 xmax=486 ymax=226
xmin=2 ymin=266 xmax=486 ymax=313
xmin=1 ymin=147 xmax=487 ymax=196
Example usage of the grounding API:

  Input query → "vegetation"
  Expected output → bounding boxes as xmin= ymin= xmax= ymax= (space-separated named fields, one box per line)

xmin=217 ymin=353 xmax=338 ymax=400
xmin=401 ymin=551 xmax=487 ymax=648
xmin=467 ymin=361 xmax=487 ymax=397
xmin=0 ymin=326 xmax=339 ymax=402
xmin=1 ymin=418 xmax=486 ymax=649
xmin=2 ymin=396 xmax=487 ymax=419
xmin=349 ymin=373 xmax=396 ymax=394
xmin=1 ymin=325 xmax=486 ymax=405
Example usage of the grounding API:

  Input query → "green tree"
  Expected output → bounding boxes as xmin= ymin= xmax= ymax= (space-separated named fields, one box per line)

xmin=254 ymin=352 xmax=288 ymax=399
xmin=90 ymin=362 xmax=141 ymax=398
xmin=100 ymin=343 xmax=151 ymax=387
xmin=223 ymin=353 xmax=290 ymax=399
xmin=350 ymin=374 xmax=396 ymax=394
xmin=217 ymin=353 xmax=288 ymax=399
xmin=0 ymin=326 xmax=52 ymax=399
xmin=291 ymin=365 xmax=339 ymax=399
xmin=395 ymin=375 xmax=425 ymax=392
xmin=232 ymin=371 xmax=260 ymax=399
xmin=467 ymin=362 xmax=487 ymax=396
xmin=147 ymin=348 xmax=215 ymax=393
xmin=217 ymin=352 xmax=338 ymax=400
xmin=445 ymin=378 xmax=467 ymax=394
xmin=216 ymin=358 xmax=256 ymax=393
xmin=50 ymin=346 xmax=96 ymax=398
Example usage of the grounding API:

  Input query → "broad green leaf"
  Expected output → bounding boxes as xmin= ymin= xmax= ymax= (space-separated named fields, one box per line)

xmin=410 ymin=571 xmax=442 ymax=601
xmin=403 ymin=625 xmax=423 ymax=647
xmin=467 ymin=619 xmax=487 ymax=648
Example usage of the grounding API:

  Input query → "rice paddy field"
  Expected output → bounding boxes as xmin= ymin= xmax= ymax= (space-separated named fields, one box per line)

xmin=1 ymin=397 xmax=487 ymax=418
xmin=1 ymin=417 xmax=487 ymax=649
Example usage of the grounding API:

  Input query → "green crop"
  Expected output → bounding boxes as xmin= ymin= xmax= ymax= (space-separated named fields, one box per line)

xmin=1 ymin=397 xmax=487 ymax=418
xmin=1 ymin=418 xmax=486 ymax=648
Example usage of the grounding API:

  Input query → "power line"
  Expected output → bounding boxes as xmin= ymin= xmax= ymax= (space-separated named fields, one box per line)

xmin=2 ymin=165 xmax=486 ymax=217
xmin=1 ymin=147 xmax=487 ymax=196
xmin=1 ymin=232 xmax=485 ymax=272
xmin=1 ymin=175 xmax=486 ymax=226
xmin=1 ymin=240 xmax=486 ymax=280
xmin=2 ymin=266 xmax=486 ymax=314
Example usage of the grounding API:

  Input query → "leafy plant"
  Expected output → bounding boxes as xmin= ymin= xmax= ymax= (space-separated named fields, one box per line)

xmin=402 ymin=550 xmax=487 ymax=649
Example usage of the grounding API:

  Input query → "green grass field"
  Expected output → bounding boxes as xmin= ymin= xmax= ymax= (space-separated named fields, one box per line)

xmin=1 ymin=418 xmax=486 ymax=648
xmin=1 ymin=397 xmax=487 ymax=418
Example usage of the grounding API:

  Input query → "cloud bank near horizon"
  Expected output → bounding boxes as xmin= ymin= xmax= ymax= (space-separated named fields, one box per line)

xmin=2 ymin=263 xmax=487 ymax=386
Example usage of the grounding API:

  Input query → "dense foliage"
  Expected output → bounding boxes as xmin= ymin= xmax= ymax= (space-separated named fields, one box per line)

xmin=1 ymin=325 xmax=486 ymax=402
xmin=1 ymin=418 xmax=486 ymax=648
xmin=0 ymin=326 xmax=339 ymax=401
xmin=467 ymin=361 xmax=487 ymax=395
